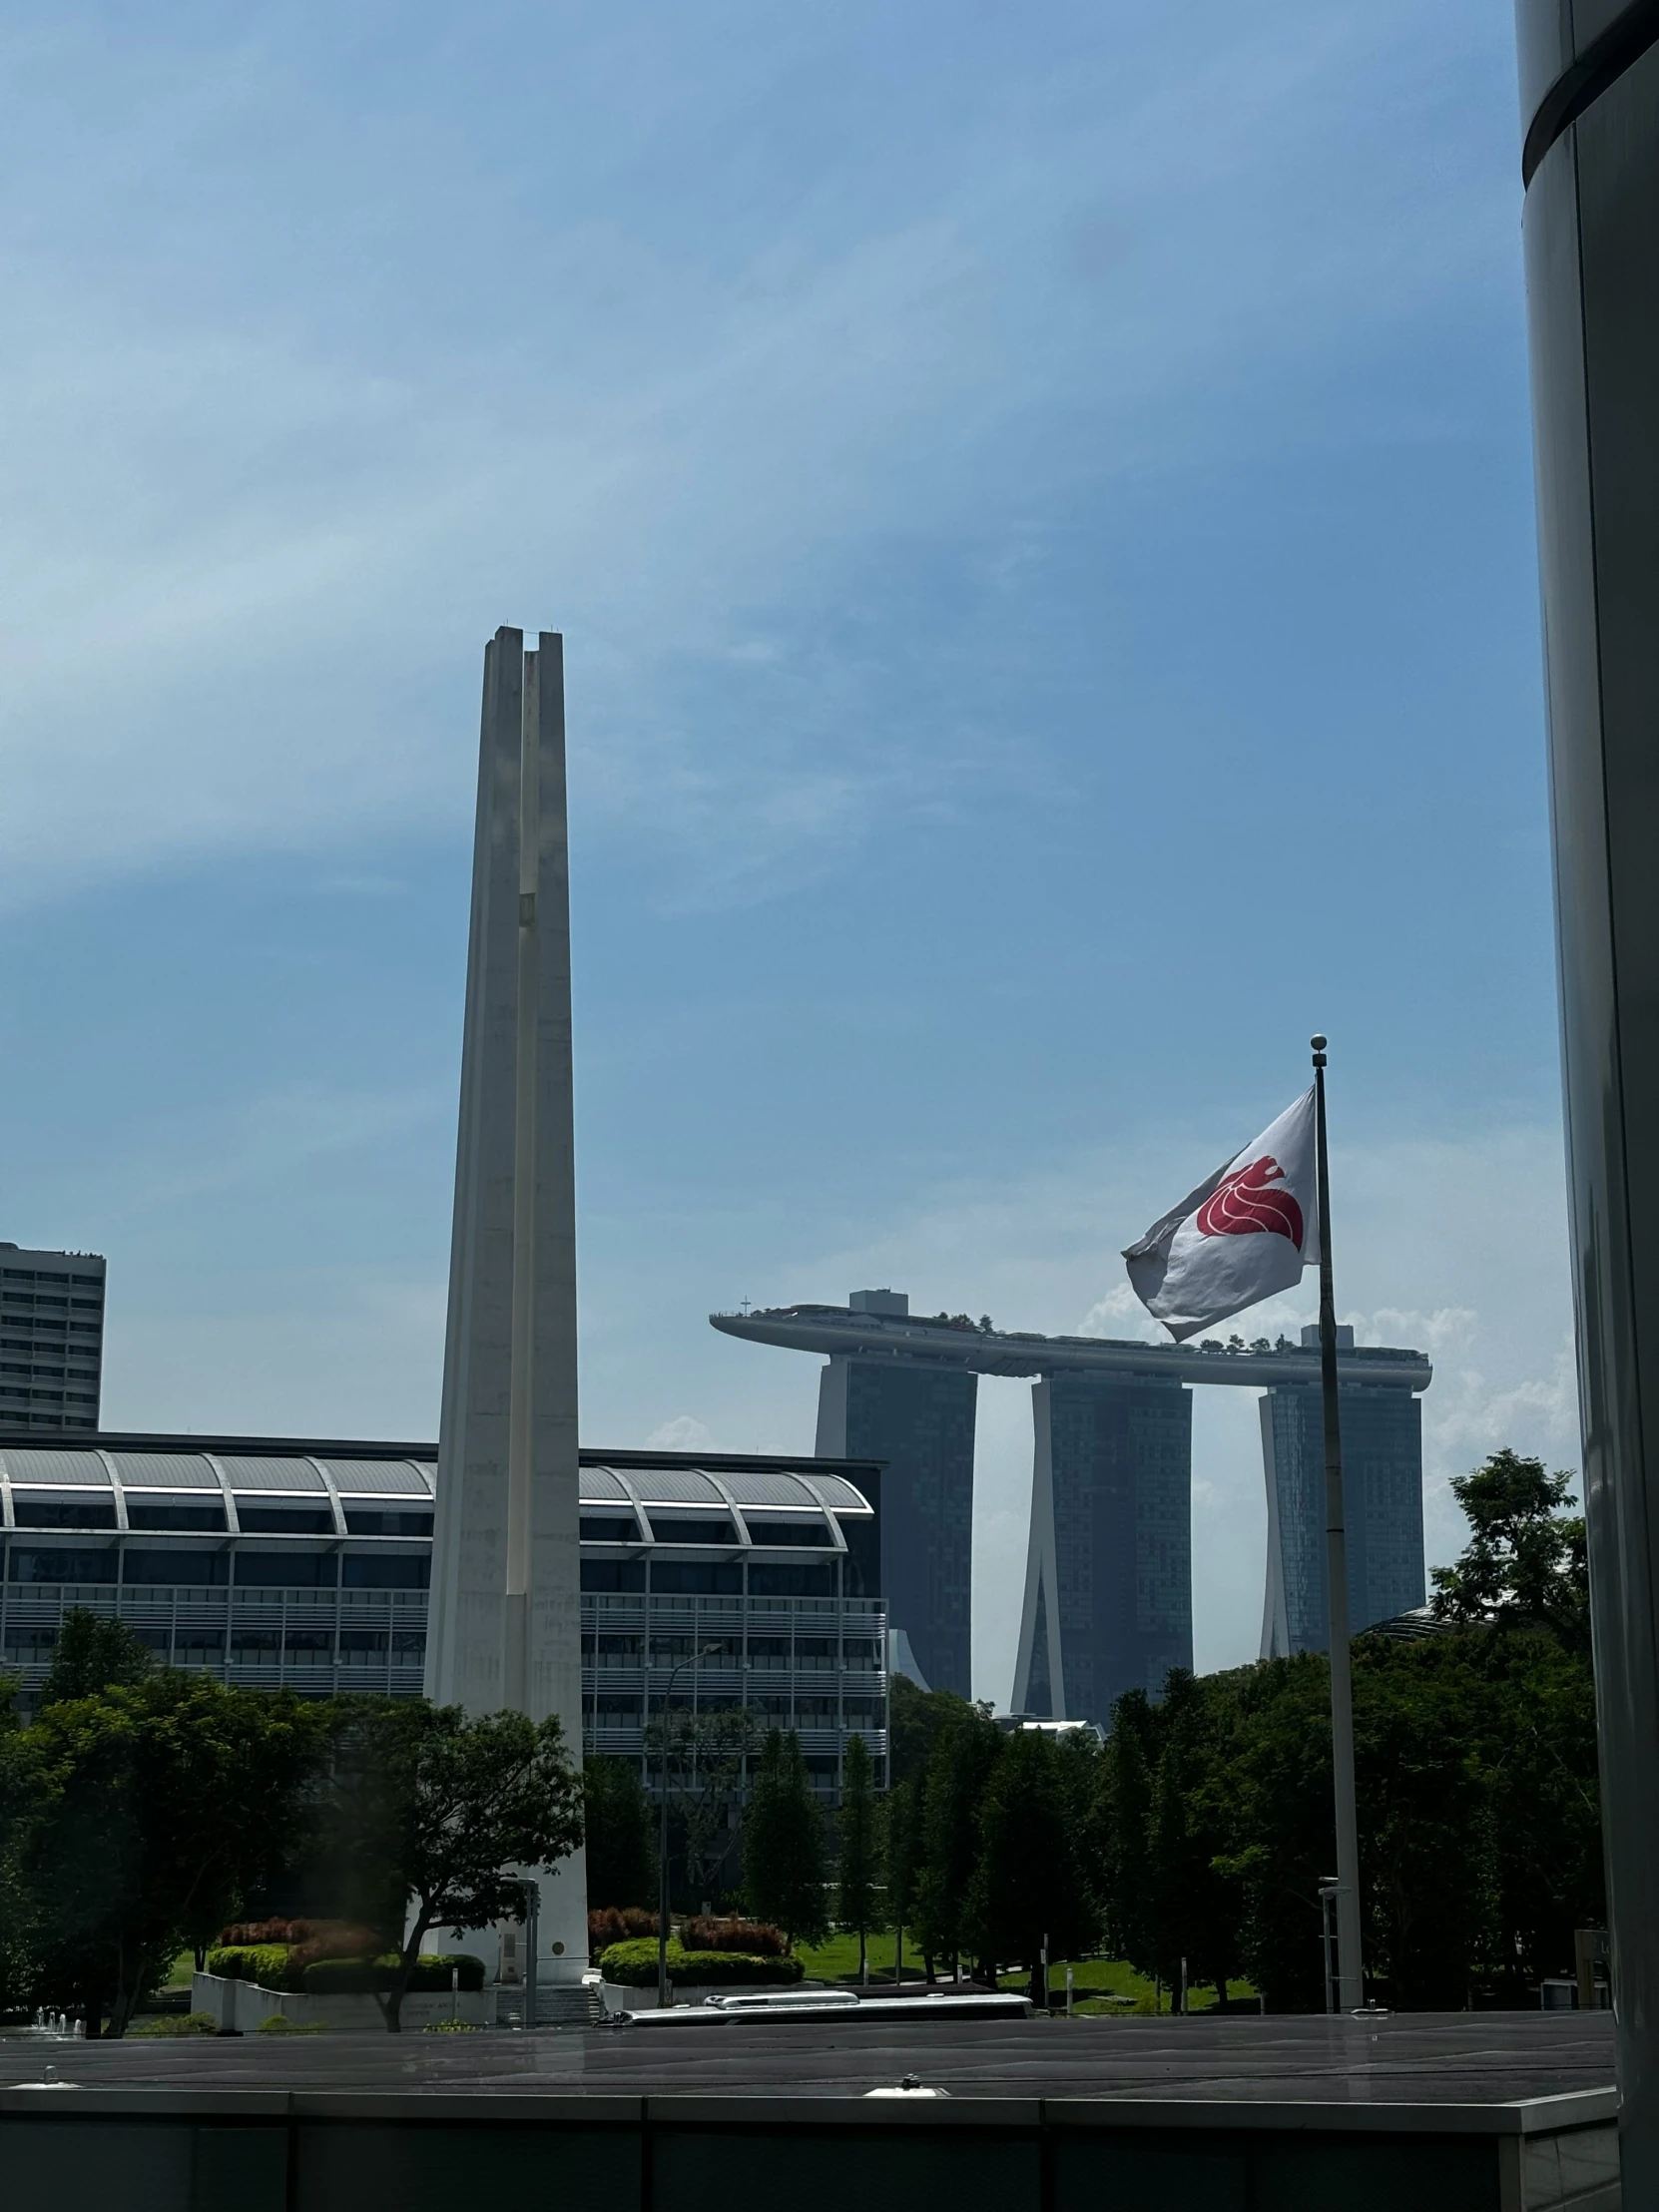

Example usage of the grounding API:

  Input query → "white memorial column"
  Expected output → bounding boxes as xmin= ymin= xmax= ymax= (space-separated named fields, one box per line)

xmin=426 ymin=628 xmax=587 ymax=1981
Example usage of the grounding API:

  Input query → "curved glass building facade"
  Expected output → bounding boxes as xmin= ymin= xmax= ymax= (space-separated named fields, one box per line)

xmin=1517 ymin=0 xmax=1659 ymax=2183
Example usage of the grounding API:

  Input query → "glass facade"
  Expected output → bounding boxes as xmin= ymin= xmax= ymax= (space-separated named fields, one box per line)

xmin=821 ymin=1356 xmax=974 ymax=1697
xmin=1258 ymin=1383 xmax=1424 ymax=1658
xmin=1016 ymin=1370 xmax=1192 ymax=1731
xmin=0 ymin=1438 xmax=886 ymax=1800
xmin=1519 ymin=7 xmax=1659 ymax=2181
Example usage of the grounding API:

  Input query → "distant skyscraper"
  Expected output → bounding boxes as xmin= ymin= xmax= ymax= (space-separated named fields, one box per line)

xmin=712 ymin=1301 xmax=1430 ymax=1718
xmin=813 ymin=1291 xmax=975 ymax=1698
xmin=0 ymin=1246 xmax=106 ymax=1433
xmin=1259 ymin=1326 xmax=1425 ymax=1658
xmin=1012 ymin=1368 xmax=1192 ymax=1730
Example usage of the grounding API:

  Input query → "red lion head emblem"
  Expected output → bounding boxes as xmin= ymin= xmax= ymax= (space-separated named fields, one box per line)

xmin=1195 ymin=1154 xmax=1305 ymax=1248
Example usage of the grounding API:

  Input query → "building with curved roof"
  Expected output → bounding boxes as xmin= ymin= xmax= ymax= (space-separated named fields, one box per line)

xmin=0 ymin=1431 xmax=887 ymax=1797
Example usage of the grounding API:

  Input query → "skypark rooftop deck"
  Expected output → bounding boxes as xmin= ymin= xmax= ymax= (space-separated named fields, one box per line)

xmin=712 ymin=1305 xmax=1432 ymax=1392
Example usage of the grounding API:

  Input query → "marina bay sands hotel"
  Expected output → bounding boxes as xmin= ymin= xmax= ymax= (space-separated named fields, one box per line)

xmin=712 ymin=1294 xmax=1431 ymax=1728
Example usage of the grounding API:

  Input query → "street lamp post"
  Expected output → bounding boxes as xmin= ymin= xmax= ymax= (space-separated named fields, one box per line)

xmin=656 ymin=1643 xmax=721 ymax=2010
xmin=1319 ymin=1877 xmax=1340 ymax=2015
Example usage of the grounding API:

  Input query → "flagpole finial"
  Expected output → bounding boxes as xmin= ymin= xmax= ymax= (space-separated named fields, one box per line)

xmin=1311 ymin=1034 xmax=1328 ymax=1069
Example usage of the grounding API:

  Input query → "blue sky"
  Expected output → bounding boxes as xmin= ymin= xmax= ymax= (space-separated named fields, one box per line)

xmin=0 ymin=2 xmax=1569 ymax=1698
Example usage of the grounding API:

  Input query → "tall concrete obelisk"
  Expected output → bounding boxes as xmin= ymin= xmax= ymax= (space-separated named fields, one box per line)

xmin=425 ymin=628 xmax=587 ymax=1978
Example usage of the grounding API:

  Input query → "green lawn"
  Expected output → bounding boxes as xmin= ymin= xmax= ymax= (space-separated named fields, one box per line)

xmin=793 ymin=1930 xmax=934 ymax=1982
xmin=792 ymin=1935 xmax=1255 ymax=2015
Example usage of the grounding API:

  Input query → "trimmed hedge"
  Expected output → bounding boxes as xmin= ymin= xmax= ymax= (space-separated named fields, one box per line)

xmin=302 ymin=1952 xmax=486 ymax=1994
xmin=599 ymin=1937 xmax=804 ymax=1988
xmin=207 ymin=1944 xmax=296 ymax=1989
xmin=207 ymin=1945 xmax=485 ymax=1994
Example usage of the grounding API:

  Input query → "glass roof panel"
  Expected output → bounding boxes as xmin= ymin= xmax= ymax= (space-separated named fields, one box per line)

xmin=110 ymin=1452 xmax=219 ymax=1489
xmin=0 ymin=1448 xmax=111 ymax=1487
xmin=215 ymin=1456 xmax=326 ymax=1491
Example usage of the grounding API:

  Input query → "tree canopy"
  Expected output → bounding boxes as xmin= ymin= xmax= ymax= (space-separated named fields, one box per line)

xmin=583 ymin=1753 xmax=657 ymax=1911
xmin=1430 ymin=1448 xmax=1588 ymax=1648
xmin=16 ymin=1671 xmax=330 ymax=2034
xmin=835 ymin=1732 xmax=883 ymax=1979
xmin=319 ymin=1698 xmax=584 ymax=2029
xmin=743 ymin=1729 xmax=828 ymax=1943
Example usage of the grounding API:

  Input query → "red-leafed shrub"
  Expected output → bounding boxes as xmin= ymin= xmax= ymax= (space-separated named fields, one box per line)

xmin=678 ymin=1917 xmax=789 ymax=1957
xmin=217 ymin=1918 xmax=381 ymax=1968
xmin=588 ymin=1906 xmax=660 ymax=1950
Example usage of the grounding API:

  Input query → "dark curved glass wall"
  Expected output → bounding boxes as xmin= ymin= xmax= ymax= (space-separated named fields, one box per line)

xmin=1519 ymin=1 xmax=1659 ymax=2188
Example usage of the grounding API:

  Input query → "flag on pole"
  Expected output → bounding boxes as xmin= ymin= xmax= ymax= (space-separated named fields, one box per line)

xmin=1122 ymin=1090 xmax=1319 ymax=1341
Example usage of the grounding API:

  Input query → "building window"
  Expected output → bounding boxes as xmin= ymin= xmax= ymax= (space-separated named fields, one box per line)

xmin=235 ymin=1551 xmax=336 ymax=1587
xmin=744 ymin=1516 xmax=832 ymax=1547
xmin=127 ymin=1504 xmax=228 ymax=1533
xmin=8 ymin=1547 xmax=117 ymax=1584
xmin=748 ymin=1563 xmax=835 ymax=1597
xmin=9 ymin=1497 xmax=116 ymax=1531
xmin=124 ymin=1550 xmax=229 ymax=1586
xmin=650 ymin=1561 xmax=742 ymax=1595
xmin=238 ymin=1507 xmax=334 ymax=1534
xmin=645 ymin=1515 xmax=737 ymax=1546
xmin=343 ymin=1510 xmax=434 ymax=1537
xmin=580 ymin=1559 xmax=646 ymax=1593
xmin=579 ymin=1515 xmax=639 ymax=1542
xmin=341 ymin=1553 xmax=429 ymax=1589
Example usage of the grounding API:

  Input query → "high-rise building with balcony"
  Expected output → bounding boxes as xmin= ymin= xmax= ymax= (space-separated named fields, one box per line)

xmin=0 ymin=1245 xmax=105 ymax=1433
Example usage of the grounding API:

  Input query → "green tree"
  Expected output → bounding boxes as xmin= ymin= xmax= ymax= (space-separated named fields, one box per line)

xmin=583 ymin=1754 xmax=657 ymax=1911
xmin=643 ymin=1705 xmax=756 ymax=1908
xmin=1097 ymin=1692 xmax=1158 ymax=1975
xmin=23 ymin=1673 xmax=329 ymax=2035
xmin=320 ymin=1700 xmax=583 ymax=2030
xmin=884 ymin=1776 xmax=924 ymax=1981
xmin=742 ymin=1729 xmax=828 ymax=1943
xmin=887 ymin=1674 xmax=976 ymax=1788
xmin=913 ymin=1700 xmax=1002 ymax=1973
xmin=835 ymin=1734 xmax=883 ymax=1980
xmin=39 ymin=1610 xmax=152 ymax=1706
xmin=1431 ymin=1449 xmax=1589 ymax=1648
xmin=968 ymin=1728 xmax=1099 ymax=1995
xmin=1146 ymin=1673 xmax=1241 ymax=2008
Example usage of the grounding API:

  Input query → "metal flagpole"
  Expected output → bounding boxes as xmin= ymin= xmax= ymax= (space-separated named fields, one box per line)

xmin=1311 ymin=1033 xmax=1365 ymax=2010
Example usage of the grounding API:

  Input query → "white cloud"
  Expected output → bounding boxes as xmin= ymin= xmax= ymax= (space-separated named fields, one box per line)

xmin=645 ymin=1414 xmax=715 ymax=1451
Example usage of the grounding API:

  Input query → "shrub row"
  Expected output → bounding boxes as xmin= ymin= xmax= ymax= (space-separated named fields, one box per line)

xmin=598 ymin=1937 xmax=803 ymax=1988
xmin=129 ymin=2011 xmax=219 ymax=2038
xmin=586 ymin=1909 xmax=791 ymax=1957
xmin=206 ymin=1946 xmax=485 ymax=1994
xmin=677 ymin=1916 xmax=789 ymax=1957
xmin=217 ymin=1918 xmax=381 ymax=1970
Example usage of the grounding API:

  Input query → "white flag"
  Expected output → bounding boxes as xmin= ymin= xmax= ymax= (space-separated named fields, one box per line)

xmin=1122 ymin=1089 xmax=1319 ymax=1342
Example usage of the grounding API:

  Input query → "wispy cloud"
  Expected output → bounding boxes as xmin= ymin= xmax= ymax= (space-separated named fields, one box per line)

xmin=0 ymin=0 xmax=1518 ymax=911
